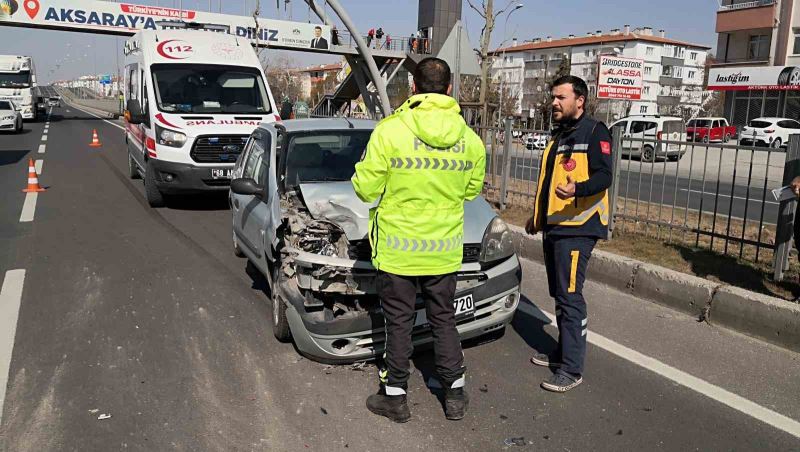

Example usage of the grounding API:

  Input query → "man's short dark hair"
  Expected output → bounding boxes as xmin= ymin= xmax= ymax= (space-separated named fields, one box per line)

xmin=413 ymin=57 xmax=451 ymax=95
xmin=315 ymin=26 xmax=322 ymax=30
xmin=552 ymin=75 xmax=589 ymax=101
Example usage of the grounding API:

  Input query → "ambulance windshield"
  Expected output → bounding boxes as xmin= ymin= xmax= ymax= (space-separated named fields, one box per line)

xmin=152 ymin=64 xmax=271 ymax=114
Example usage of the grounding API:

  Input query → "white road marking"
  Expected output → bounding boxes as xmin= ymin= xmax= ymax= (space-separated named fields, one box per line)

xmin=63 ymin=100 xmax=124 ymax=131
xmin=517 ymin=301 xmax=800 ymax=439
xmin=37 ymin=144 xmax=46 ymax=154
xmin=678 ymin=188 xmax=779 ymax=206
xmin=0 ymin=269 xmax=26 ymax=425
xmin=19 ymin=193 xmax=38 ymax=223
xmin=41 ymin=135 xmax=47 ymax=142
xmin=35 ymin=160 xmax=43 ymax=174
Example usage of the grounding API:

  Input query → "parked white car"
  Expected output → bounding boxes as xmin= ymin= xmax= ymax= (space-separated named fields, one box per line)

xmin=739 ymin=117 xmax=800 ymax=149
xmin=0 ymin=100 xmax=23 ymax=133
xmin=610 ymin=115 xmax=687 ymax=161
xmin=524 ymin=132 xmax=550 ymax=150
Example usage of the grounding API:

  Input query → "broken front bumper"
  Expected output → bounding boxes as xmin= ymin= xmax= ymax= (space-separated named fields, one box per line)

xmin=280 ymin=252 xmax=522 ymax=363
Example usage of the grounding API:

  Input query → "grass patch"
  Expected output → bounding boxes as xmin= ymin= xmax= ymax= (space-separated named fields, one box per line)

xmin=495 ymin=203 xmax=800 ymax=301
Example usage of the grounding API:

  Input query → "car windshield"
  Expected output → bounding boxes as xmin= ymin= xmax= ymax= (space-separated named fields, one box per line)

xmin=151 ymin=64 xmax=271 ymax=114
xmin=0 ymin=100 xmax=12 ymax=110
xmin=284 ymin=131 xmax=372 ymax=188
xmin=749 ymin=120 xmax=773 ymax=129
xmin=687 ymin=119 xmax=711 ymax=128
xmin=0 ymin=71 xmax=31 ymax=88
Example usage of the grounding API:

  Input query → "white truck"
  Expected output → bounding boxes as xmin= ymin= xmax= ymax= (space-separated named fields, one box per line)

xmin=0 ymin=55 xmax=46 ymax=121
xmin=123 ymin=23 xmax=280 ymax=207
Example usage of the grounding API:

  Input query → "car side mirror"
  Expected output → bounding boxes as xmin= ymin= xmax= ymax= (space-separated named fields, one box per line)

xmin=230 ymin=178 xmax=264 ymax=197
xmin=125 ymin=99 xmax=146 ymax=124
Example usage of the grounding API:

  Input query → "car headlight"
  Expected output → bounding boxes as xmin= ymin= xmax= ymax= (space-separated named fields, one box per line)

xmin=479 ymin=217 xmax=515 ymax=264
xmin=156 ymin=125 xmax=187 ymax=148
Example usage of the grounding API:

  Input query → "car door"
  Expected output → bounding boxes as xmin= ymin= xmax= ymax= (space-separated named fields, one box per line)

xmin=231 ymin=136 xmax=259 ymax=258
xmin=611 ymin=120 xmax=631 ymax=155
xmin=630 ymin=120 xmax=655 ymax=156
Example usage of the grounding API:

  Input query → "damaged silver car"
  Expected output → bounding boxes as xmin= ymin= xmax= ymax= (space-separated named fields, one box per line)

xmin=229 ymin=119 xmax=521 ymax=363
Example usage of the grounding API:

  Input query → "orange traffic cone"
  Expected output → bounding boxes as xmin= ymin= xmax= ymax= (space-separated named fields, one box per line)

xmin=89 ymin=129 xmax=102 ymax=148
xmin=22 ymin=159 xmax=46 ymax=193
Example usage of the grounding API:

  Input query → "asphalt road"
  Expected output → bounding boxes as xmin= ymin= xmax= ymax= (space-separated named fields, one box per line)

xmin=0 ymin=104 xmax=799 ymax=451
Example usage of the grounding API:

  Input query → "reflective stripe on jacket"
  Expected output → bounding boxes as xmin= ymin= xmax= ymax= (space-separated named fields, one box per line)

xmin=352 ymin=93 xmax=486 ymax=276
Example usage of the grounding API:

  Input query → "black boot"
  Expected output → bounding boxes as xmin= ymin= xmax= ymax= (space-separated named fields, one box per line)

xmin=444 ymin=387 xmax=469 ymax=420
xmin=366 ymin=389 xmax=411 ymax=423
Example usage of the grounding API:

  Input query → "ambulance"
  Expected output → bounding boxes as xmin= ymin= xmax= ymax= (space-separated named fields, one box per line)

xmin=123 ymin=23 xmax=279 ymax=207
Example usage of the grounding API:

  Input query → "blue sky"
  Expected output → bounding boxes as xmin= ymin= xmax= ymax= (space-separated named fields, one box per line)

xmin=0 ymin=0 xmax=721 ymax=84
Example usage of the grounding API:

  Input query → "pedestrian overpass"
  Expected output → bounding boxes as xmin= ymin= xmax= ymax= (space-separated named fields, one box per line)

xmin=0 ymin=0 xmax=414 ymax=118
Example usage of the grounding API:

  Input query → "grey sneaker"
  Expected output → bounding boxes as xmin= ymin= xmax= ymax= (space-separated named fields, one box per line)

xmin=530 ymin=352 xmax=561 ymax=368
xmin=541 ymin=371 xmax=583 ymax=393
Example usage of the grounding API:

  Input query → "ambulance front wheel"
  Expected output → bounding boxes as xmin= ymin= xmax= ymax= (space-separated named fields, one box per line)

xmin=144 ymin=159 xmax=166 ymax=208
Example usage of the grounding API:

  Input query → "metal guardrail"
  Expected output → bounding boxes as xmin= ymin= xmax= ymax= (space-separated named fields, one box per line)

xmin=719 ymin=0 xmax=776 ymax=11
xmin=334 ymin=31 xmax=432 ymax=54
xmin=475 ymin=119 xmax=798 ymax=280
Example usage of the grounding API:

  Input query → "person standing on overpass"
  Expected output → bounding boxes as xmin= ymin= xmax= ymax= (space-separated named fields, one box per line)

xmin=525 ymin=75 xmax=613 ymax=392
xmin=352 ymin=58 xmax=486 ymax=422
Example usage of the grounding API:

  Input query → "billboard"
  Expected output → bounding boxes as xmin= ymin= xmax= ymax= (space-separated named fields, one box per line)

xmin=0 ymin=0 xmax=331 ymax=51
xmin=597 ymin=55 xmax=644 ymax=100
xmin=708 ymin=66 xmax=800 ymax=91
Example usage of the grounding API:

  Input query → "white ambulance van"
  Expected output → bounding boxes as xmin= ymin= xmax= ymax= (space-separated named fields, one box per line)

xmin=123 ymin=24 xmax=279 ymax=207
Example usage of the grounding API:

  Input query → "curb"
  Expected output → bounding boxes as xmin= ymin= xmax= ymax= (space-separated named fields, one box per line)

xmin=508 ymin=224 xmax=800 ymax=353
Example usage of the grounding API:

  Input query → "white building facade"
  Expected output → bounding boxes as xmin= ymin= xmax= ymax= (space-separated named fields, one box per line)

xmin=491 ymin=27 xmax=711 ymax=123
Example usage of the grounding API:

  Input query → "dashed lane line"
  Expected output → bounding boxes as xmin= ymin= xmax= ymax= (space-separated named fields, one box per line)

xmin=38 ymin=144 xmax=46 ymax=154
xmin=19 ymin=193 xmax=38 ymax=223
xmin=517 ymin=301 xmax=800 ymax=440
xmin=35 ymin=159 xmax=43 ymax=174
xmin=0 ymin=269 xmax=25 ymax=426
xmin=41 ymin=134 xmax=47 ymax=142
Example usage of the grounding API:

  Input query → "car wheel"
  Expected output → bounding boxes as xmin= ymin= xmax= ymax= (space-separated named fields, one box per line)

xmin=128 ymin=152 xmax=141 ymax=179
xmin=642 ymin=145 xmax=656 ymax=162
xmin=771 ymin=138 xmax=783 ymax=149
xmin=232 ymin=228 xmax=245 ymax=258
xmin=702 ymin=135 xmax=709 ymax=144
xmin=271 ymin=263 xmax=291 ymax=342
xmin=724 ymin=133 xmax=731 ymax=143
xmin=144 ymin=159 xmax=166 ymax=208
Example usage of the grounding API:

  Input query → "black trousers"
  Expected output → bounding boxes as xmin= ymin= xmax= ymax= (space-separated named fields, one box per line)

xmin=543 ymin=235 xmax=597 ymax=376
xmin=376 ymin=271 xmax=465 ymax=390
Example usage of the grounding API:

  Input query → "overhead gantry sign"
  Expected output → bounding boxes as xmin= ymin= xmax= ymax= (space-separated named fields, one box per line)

xmin=0 ymin=0 xmax=331 ymax=52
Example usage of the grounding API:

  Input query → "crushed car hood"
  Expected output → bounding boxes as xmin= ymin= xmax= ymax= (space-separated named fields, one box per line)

xmin=298 ymin=182 xmax=497 ymax=243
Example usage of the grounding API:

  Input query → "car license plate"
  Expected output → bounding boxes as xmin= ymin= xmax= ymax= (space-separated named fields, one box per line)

xmin=211 ymin=168 xmax=233 ymax=179
xmin=413 ymin=294 xmax=475 ymax=327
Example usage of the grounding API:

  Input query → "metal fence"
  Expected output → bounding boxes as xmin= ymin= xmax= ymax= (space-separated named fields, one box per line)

xmin=478 ymin=118 xmax=800 ymax=281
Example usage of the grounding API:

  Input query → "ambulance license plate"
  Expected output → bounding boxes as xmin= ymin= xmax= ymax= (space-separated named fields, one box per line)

xmin=211 ymin=168 xmax=233 ymax=179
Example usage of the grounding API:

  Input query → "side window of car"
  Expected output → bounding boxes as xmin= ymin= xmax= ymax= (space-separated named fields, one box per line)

xmin=234 ymin=137 xmax=254 ymax=178
xmin=243 ymin=142 xmax=265 ymax=180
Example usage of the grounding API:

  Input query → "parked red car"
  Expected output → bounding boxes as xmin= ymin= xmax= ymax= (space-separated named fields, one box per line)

xmin=686 ymin=117 xmax=737 ymax=143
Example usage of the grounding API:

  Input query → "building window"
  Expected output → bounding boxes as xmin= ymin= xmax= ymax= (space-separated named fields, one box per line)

xmin=646 ymin=47 xmax=654 ymax=56
xmin=585 ymin=50 xmax=590 ymax=57
xmin=583 ymin=67 xmax=589 ymax=76
xmin=688 ymin=70 xmax=696 ymax=79
xmin=690 ymin=51 xmax=697 ymax=60
xmin=748 ymin=35 xmax=770 ymax=60
xmin=644 ymin=66 xmax=652 ymax=75
xmin=643 ymin=86 xmax=650 ymax=95
xmin=793 ymin=29 xmax=800 ymax=55
xmin=640 ymin=105 xmax=648 ymax=114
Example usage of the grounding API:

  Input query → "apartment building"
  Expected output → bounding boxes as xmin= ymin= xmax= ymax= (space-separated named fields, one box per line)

xmin=490 ymin=26 xmax=710 ymax=123
xmin=711 ymin=0 xmax=800 ymax=126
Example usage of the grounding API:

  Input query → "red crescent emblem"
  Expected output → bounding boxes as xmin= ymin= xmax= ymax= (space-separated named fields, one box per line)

xmin=563 ymin=159 xmax=577 ymax=172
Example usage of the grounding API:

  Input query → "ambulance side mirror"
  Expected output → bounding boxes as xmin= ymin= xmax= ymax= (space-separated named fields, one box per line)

xmin=125 ymin=99 xmax=145 ymax=125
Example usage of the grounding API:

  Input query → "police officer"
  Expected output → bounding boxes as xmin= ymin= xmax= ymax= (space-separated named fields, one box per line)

xmin=352 ymin=58 xmax=486 ymax=422
xmin=525 ymin=75 xmax=613 ymax=392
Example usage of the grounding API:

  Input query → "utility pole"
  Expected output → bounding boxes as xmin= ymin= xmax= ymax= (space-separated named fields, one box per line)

xmin=477 ymin=0 xmax=494 ymax=129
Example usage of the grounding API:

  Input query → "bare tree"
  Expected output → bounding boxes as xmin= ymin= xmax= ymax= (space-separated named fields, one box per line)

xmin=263 ymin=55 xmax=306 ymax=104
xmin=466 ymin=0 xmax=522 ymax=127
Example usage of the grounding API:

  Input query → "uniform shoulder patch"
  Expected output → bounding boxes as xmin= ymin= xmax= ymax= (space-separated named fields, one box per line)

xmin=600 ymin=141 xmax=611 ymax=155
